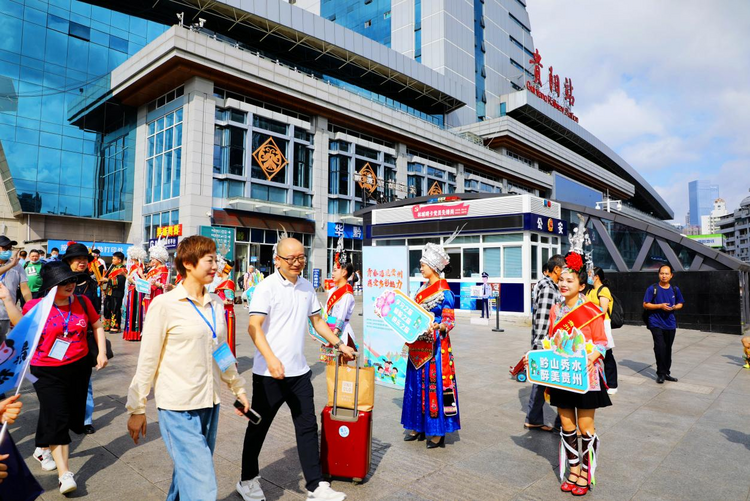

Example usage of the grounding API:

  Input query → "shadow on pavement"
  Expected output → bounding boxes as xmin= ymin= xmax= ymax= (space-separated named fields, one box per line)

xmin=720 ymin=429 xmax=750 ymax=451
xmin=619 ymin=358 xmax=657 ymax=380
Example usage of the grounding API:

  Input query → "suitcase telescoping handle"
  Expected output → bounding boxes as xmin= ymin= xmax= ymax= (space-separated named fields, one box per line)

xmin=332 ymin=349 xmax=360 ymax=420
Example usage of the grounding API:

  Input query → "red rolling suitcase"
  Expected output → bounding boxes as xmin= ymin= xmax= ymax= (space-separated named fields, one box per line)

xmin=320 ymin=354 xmax=372 ymax=484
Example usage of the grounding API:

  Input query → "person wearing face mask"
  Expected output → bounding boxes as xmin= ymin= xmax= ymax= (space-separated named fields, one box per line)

xmin=47 ymin=248 xmax=61 ymax=262
xmin=0 ymin=236 xmax=31 ymax=346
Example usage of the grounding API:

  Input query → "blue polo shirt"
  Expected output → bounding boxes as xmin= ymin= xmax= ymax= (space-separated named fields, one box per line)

xmin=643 ymin=284 xmax=684 ymax=330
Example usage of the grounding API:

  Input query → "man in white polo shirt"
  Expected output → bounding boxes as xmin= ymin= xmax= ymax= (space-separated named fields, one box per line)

xmin=237 ymin=237 xmax=355 ymax=501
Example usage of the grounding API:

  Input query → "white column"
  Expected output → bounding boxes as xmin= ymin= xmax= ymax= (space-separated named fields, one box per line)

xmin=311 ymin=115 xmax=329 ymax=278
xmin=180 ymin=76 xmax=216 ymax=237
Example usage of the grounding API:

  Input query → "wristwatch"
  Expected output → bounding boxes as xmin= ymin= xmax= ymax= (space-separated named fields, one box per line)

xmin=333 ymin=340 xmax=343 ymax=350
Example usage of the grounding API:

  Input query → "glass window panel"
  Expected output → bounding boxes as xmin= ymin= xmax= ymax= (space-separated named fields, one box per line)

xmin=531 ymin=245 xmax=538 ymax=280
xmin=87 ymin=42 xmax=108 ymax=76
xmin=160 ymin=212 xmax=169 ymax=225
xmin=171 ymin=210 xmax=179 ymax=225
xmin=155 ymin=131 xmax=163 ymax=154
xmin=213 ymin=179 xmax=224 ymax=199
xmin=40 ymin=192 xmax=59 ymax=213
xmin=585 ymin=220 xmax=618 ymax=271
xmin=109 ymin=35 xmax=128 ymax=53
xmin=68 ymin=21 xmax=90 ymax=41
xmin=641 ymin=239 xmax=669 ymax=271
xmin=228 ymin=180 xmax=244 ymax=198
xmin=172 ymin=147 xmax=181 ymax=197
xmin=22 ymin=22 xmax=46 ymax=59
xmin=156 ymin=117 xmax=164 ymax=132
xmin=153 ymin=155 xmax=162 ymax=202
xmin=483 ymin=248 xmax=501 ymax=277
xmin=175 ymin=108 xmax=183 ymax=122
xmin=253 ymin=115 xmax=287 ymax=135
xmin=164 ymin=127 xmax=173 ymax=151
xmin=668 ymin=241 xmax=697 ymax=271
xmin=145 ymin=158 xmax=153 ymax=203
xmin=59 ymin=195 xmax=80 ymax=215
xmin=44 ymin=29 xmax=68 ymax=64
xmin=462 ymin=248 xmax=480 ymax=277
xmin=251 ymin=229 xmax=264 ymax=243
xmin=484 ymin=233 xmax=523 ymax=243
xmin=162 ymin=150 xmax=172 ymax=200
xmin=605 ymin=220 xmax=647 ymax=269
xmin=174 ymin=122 xmax=182 ymax=147
xmin=165 ymin=112 xmax=174 ymax=128
xmin=67 ymin=36 xmax=88 ymax=72
xmin=503 ymin=246 xmax=522 ymax=278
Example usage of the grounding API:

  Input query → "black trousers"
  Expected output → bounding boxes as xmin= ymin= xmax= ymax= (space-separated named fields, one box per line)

xmin=480 ymin=298 xmax=489 ymax=318
xmin=241 ymin=372 xmax=322 ymax=492
xmin=650 ymin=327 xmax=676 ymax=376
xmin=30 ymin=357 xmax=92 ymax=446
xmin=604 ymin=349 xmax=618 ymax=389
xmin=104 ymin=294 xmax=124 ymax=330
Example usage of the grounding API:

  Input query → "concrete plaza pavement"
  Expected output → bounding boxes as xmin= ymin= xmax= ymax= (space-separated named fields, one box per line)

xmin=8 ymin=295 xmax=750 ymax=500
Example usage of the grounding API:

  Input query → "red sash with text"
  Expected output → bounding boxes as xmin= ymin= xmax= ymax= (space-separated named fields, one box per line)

xmin=552 ymin=301 xmax=604 ymax=334
xmin=326 ymin=284 xmax=353 ymax=315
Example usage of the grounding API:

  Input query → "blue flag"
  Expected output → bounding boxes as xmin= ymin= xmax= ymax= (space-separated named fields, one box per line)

xmin=0 ymin=291 xmax=56 ymax=395
xmin=0 ymin=430 xmax=44 ymax=501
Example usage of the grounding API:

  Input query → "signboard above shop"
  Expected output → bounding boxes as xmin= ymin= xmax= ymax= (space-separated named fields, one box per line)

xmin=47 ymin=240 xmax=131 ymax=257
xmin=149 ymin=237 xmax=178 ymax=250
xmin=327 ymin=222 xmax=363 ymax=240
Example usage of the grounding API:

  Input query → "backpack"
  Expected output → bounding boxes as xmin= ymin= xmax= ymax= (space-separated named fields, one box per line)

xmin=598 ymin=285 xmax=624 ymax=329
xmin=641 ymin=284 xmax=658 ymax=326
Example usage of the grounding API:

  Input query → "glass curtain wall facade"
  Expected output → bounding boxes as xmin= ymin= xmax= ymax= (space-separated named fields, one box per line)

xmin=0 ymin=0 xmax=165 ymax=219
xmin=321 ymin=0 xmax=392 ymax=47
xmin=688 ymin=180 xmax=720 ymax=227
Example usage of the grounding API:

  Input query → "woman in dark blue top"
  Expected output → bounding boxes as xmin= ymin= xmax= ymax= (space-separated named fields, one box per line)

xmin=643 ymin=265 xmax=684 ymax=384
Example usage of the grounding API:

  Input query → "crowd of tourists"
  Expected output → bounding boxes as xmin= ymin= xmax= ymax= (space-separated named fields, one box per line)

xmin=0 ymin=223 xmax=697 ymax=500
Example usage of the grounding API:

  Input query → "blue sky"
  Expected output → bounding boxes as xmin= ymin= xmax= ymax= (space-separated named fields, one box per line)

xmin=526 ymin=0 xmax=750 ymax=223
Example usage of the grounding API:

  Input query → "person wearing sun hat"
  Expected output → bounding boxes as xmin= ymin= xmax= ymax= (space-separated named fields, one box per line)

xmin=0 ymin=261 xmax=108 ymax=495
xmin=401 ymin=230 xmax=461 ymax=449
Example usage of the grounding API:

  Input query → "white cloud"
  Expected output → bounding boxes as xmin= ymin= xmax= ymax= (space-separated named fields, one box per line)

xmin=620 ymin=137 xmax=699 ymax=171
xmin=526 ymin=0 xmax=750 ymax=222
xmin=578 ymin=89 xmax=664 ymax=147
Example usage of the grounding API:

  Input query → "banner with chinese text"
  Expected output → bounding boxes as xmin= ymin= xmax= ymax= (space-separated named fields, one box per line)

xmin=362 ymin=246 xmax=409 ymax=390
xmin=374 ymin=289 xmax=433 ymax=344
xmin=526 ymin=349 xmax=590 ymax=394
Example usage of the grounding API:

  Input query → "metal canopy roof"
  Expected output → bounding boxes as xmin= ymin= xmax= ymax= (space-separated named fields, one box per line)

xmin=503 ymin=90 xmax=673 ymax=221
xmin=81 ymin=0 xmax=466 ymax=116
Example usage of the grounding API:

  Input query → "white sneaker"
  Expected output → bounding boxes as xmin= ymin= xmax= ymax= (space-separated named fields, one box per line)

xmin=607 ymin=388 xmax=618 ymax=395
xmin=236 ymin=476 xmax=265 ymax=501
xmin=33 ymin=447 xmax=57 ymax=471
xmin=308 ymin=481 xmax=346 ymax=501
xmin=58 ymin=471 xmax=77 ymax=495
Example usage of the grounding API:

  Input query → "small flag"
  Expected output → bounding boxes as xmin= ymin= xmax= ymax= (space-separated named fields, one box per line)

xmin=0 ymin=291 xmax=56 ymax=395
xmin=0 ymin=430 xmax=44 ymax=501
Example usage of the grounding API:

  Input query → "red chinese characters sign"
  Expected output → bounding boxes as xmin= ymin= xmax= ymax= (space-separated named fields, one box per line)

xmin=366 ymin=267 xmax=404 ymax=291
xmin=527 ymin=50 xmax=578 ymax=123
xmin=411 ymin=203 xmax=470 ymax=220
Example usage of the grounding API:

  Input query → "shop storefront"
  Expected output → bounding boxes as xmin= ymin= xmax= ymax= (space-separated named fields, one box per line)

xmin=211 ymin=209 xmax=315 ymax=279
xmin=357 ymin=193 xmax=565 ymax=316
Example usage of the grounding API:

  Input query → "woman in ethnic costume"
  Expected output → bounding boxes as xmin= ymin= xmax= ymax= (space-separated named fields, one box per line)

xmin=547 ymin=225 xmax=610 ymax=497
xmin=142 ymin=239 xmax=170 ymax=315
xmin=318 ymin=237 xmax=356 ymax=364
xmin=214 ymin=255 xmax=237 ymax=356
xmin=123 ymin=245 xmax=147 ymax=341
xmin=401 ymin=240 xmax=459 ymax=449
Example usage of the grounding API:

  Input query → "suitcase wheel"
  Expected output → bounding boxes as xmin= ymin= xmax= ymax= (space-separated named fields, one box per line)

xmin=516 ymin=372 xmax=527 ymax=383
xmin=352 ymin=478 xmax=362 ymax=485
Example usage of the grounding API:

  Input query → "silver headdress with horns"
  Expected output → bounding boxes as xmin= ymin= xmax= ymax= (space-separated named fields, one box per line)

xmin=272 ymin=224 xmax=289 ymax=259
xmin=334 ymin=236 xmax=348 ymax=267
xmin=127 ymin=241 xmax=147 ymax=262
xmin=148 ymin=238 xmax=169 ymax=264
xmin=420 ymin=225 xmax=465 ymax=273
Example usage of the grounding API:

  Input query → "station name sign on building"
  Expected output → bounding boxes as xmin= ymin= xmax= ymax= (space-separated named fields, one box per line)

xmin=526 ymin=49 xmax=579 ymax=123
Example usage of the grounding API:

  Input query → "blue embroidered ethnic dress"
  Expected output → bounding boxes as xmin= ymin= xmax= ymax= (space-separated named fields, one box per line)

xmin=401 ymin=280 xmax=460 ymax=436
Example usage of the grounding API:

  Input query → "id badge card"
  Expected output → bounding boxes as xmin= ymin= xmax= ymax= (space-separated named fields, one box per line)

xmin=49 ymin=339 xmax=71 ymax=361
xmin=212 ymin=342 xmax=236 ymax=372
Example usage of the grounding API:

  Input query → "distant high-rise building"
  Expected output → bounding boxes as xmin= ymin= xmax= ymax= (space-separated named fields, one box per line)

xmin=700 ymin=198 xmax=728 ymax=235
xmin=718 ymin=192 xmax=750 ymax=263
xmin=688 ymin=180 xmax=719 ymax=227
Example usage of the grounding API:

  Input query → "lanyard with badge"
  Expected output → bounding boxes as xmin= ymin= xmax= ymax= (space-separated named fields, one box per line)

xmin=187 ymin=298 xmax=236 ymax=372
xmin=48 ymin=297 xmax=74 ymax=361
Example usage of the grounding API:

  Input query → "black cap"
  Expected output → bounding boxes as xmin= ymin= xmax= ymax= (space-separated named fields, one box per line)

xmin=39 ymin=261 xmax=88 ymax=293
xmin=62 ymin=243 xmax=93 ymax=263
xmin=0 ymin=236 xmax=18 ymax=248
xmin=481 ymin=272 xmax=489 ymax=278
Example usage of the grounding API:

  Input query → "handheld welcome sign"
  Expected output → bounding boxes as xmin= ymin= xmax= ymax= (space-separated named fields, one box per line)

xmin=526 ymin=327 xmax=598 ymax=394
xmin=135 ymin=277 xmax=150 ymax=294
xmin=374 ymin=289 xmax=434 ymax=343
